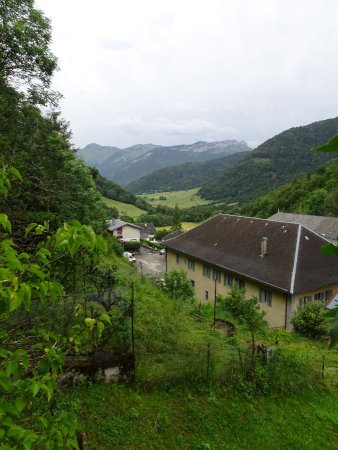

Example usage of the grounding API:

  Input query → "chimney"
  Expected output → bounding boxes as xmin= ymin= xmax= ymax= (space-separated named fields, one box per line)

xmin=260 ymin=237 xmax=268 ymax=257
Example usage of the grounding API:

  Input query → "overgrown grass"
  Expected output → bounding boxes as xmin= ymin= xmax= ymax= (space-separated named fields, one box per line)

xmin=60 ymin=254 xmax=338 ymax=449
xmin=138 ymin=188 xmax=211 ymax=209
xmin=102 ymin=196 xmax=146 ymax=218
xmin=65 ymin=385 xmax=338 ymax=450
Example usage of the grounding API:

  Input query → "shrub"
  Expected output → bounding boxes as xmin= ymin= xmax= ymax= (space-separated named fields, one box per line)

xmin=123 ymin=241 xmax=141 ymax=252
xmin=163 ymin=269 xmax=194 ymax=302
xmin=292 ymin=302 xmax=330 ymax=338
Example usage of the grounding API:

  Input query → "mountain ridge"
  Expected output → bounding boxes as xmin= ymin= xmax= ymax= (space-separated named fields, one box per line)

xmin=78 ymin=139 xmax=251 ymax=186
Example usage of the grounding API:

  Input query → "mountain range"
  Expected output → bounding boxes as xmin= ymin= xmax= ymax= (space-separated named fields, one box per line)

xmin=78 ymin=140 xmax=251 ymax=186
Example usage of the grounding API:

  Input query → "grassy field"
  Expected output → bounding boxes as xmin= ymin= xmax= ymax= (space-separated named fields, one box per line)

xmin=157 ymin=222 xmax=200 ymax=232
xmin=138 ymin=188 xmax=211 ymax=209
xmin=68 ymin=385 xmax=338 ymax=450
xmin=102 ymin=196 xmax=146 ymax=218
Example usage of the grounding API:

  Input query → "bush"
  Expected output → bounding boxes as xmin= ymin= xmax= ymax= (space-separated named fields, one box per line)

xmin=163 ymin=269 xmax=194 ymax=302
xmin=292 ymin=302 xmax=330 ymax=338
xmin=123 ymin=241 xmax=141 ymax=252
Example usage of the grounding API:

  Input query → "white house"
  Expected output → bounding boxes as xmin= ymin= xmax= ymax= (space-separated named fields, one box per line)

xmin=106 ymin=219 xmax=141 ymax=241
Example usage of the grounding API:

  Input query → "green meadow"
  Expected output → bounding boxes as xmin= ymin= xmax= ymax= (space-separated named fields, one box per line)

xmin=138 ymin=188 xmax=211 ymax=209
xmin=102 ymin=196 xmax=146 ymax=218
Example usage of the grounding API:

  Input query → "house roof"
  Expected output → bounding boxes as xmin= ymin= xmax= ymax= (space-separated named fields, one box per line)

xmin=106 ymin=219 xmax=141 ymax=232
xmin=165 ymin=214 xmax=338 ymax=294
xmin=135 ymin=222 xmax=157 ymax=235
xmin=268 ymin=212 xmax=338 ymax=243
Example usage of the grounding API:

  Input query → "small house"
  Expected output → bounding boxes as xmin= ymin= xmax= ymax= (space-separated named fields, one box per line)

xmin=106 ymin=219 xmax=141 ymax=242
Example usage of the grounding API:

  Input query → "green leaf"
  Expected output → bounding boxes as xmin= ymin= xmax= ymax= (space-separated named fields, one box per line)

xmin=8 ymin=167 xmax=22 ymax=181
xmin=8 ymin=291 xmax=24 ymax=313
xmin=313 ymin=134 xmax=338 ymax=152
xmin=31 ymin=381 xmax=40 ymax=397
xmin=84 ymin=317 xmax=96 ymax=331
xmin=100 ymin=313 xmax=111 ymax=325
xmin=6 ymin=360 xmax=20 ymax=377
xmin=0 ymin=348 xmax=10 ymax=358
xmin=25 ymin=222 xmax=38 ymax=236
xmin=97 ymin=321 xmax=105 ymax=338
xmin=0 ymin=214 xmax=11 ymax=232
xmin=15 ymin=396 xmax=27 ymax=413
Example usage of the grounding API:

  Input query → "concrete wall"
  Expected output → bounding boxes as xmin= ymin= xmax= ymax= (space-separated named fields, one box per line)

xmin=167 ymin=249 xmax=287 ymax=328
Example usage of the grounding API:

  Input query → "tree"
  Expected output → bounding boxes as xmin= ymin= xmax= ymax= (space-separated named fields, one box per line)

xmin=218 ymin=286 xmax=267 ymax=364
xmin=0 ymin=166 xmax=111 ymax=448
xmin=171 ymin=204 xmax=182 ymax=230
xmin=163 ymin=269 xmax=194 ymax=302
xmin=313 ymin=136 xmax=338 ymax=348
xmin=0 ymin=0 xmax=58 ymax=104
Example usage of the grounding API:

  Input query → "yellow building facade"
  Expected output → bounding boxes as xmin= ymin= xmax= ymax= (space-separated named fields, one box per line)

xmin=167 ymin=249 xmax=338 ymax=329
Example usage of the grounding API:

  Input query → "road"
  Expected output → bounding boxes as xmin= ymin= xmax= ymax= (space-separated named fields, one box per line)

xmin=134 ymin=247 xmax=166 ymax=277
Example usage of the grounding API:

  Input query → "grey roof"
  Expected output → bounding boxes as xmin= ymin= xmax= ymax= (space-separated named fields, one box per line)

xmin=165 ymin=214 xmax=338 ymax=294
xmin=135 ymin=222 xmax=157 ymax=235
xmin=268 ymin=213 xmax=338 ymax=243
xmin=106 ymin=219 xmax=141 ymax=232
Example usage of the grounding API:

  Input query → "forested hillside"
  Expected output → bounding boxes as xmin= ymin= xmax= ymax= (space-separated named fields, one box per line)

xmin=126 ymin=150 xmax=250 ymax=193
xmin=242 ymin=160 xmax=338 ymax=218
xmin=199 ymin=118 xmax=338 ymax=203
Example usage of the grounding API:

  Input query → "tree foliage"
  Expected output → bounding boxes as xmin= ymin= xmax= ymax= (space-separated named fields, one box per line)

xmin=0 ymin=0 xmax=58 ymax=104
xmin=126 ymin=151 xmax=250 ymax=194
xmin=292 ymin=302 xmax=331 ymax=339
xmin=0 ymin=166 xmax=113 ymax=448
xmin=163 ymin=269 xmax=194 ymax=302
xmin=242 ymin=161 xmax=338 ymax=218
xmin=199 ymin=118 xmax=338 ymax=203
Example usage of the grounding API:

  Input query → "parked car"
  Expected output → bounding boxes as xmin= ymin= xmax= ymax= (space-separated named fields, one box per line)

xmin=123 ymin=251 xmax=136 ymax=263
xmin=159 ymin=248 xmax=166 ymax=255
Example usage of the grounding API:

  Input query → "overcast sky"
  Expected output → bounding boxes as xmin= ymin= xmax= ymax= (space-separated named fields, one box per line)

xmin=36 ymin=0 xmax=338 ymax=149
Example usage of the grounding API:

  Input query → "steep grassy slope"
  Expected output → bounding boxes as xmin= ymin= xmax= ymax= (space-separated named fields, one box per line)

xmin=199 ymin=117 xmax=338 ymax=203
xmin=127 ymin=151 xmax=250 ymax=193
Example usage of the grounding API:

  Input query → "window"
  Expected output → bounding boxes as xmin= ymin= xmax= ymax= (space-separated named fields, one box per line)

xmin=190 ymin=280 xmax=195 ymax=289
xmin=259 ymin=288 xmax=272 ymax=307
xmin=188 ymin=258 xmax=195 ymax=271
xmin=237 ymin=279 xmax=245 ymax=290
xmin=116 ymin=227 xmax=123 ymax=237
xmin=205 ymin=289 xmax=209 ymax=300
xmin=299 ymin=296 xmax=311 ymax=307
xmin=314 ymin=290 xmax=332 ymax=302
xmin=203 ymin=265 xmax=211 ymax=278
xmin=224 ymin=273 xmax=233 ymax=287
xmin=213 ymin=269 xmax=221 ymax=283
xmin=176 ymin=253 xmax=180 ymax=264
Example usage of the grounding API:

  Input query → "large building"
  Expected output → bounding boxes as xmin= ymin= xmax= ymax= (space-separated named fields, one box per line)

xmin=165 ymin=214 xmax=338 ymax=328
